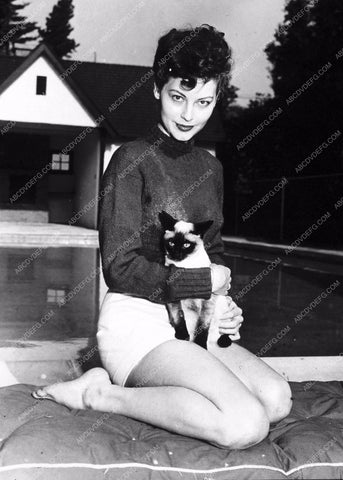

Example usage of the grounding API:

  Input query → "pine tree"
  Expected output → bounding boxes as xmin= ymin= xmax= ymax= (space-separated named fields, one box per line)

xmin=265 ymin=0 xmax=343 ymax=159
xmin=219 ymin=0 xmax=343 ymax=244
xmin=265 ymin=0 xmax=316 ymax=98
xmin=39 ymin=0 xmax=79 ymax=59
xmin=0 ymin=0 xmax=37 ymax=55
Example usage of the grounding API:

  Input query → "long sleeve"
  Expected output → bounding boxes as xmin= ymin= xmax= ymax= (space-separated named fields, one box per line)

xmin=98 ymin=144 xmax=212 ymax=304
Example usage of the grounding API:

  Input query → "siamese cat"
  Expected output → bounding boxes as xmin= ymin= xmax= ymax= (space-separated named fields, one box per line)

xmin=159 ymin=210 xmax=232 ymax=350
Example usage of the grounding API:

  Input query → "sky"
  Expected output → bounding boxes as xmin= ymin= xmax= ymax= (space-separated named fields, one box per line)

xmin=23 ymin=0 xmax=286 ymax=106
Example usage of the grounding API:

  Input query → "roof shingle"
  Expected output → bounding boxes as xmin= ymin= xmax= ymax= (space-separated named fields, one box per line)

xmin=0 ymin=43 xmax=225 ymax=142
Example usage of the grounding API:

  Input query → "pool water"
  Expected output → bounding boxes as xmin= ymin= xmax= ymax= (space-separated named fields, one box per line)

xmin=0 ymin=247 xmax=99 ymax=343
xmin=0 ymin=246 xmax=342 ymax=357
xmin=227 ymin=251 xmax=343 ymax=356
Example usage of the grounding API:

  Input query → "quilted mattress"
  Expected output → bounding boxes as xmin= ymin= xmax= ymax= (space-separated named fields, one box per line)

xmin=0 ymin=381 xmax=343 ymax=479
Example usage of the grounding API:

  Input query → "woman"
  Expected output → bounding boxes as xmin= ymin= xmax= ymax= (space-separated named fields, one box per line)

xmin=33 ymin=24 xmax=292 ymax=449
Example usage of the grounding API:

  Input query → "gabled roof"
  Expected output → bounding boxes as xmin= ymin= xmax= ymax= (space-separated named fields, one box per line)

xmin=0 ymin=43 xmax=117 ymax=137
xmin=0 ymin=43 xmax=225 ymax=142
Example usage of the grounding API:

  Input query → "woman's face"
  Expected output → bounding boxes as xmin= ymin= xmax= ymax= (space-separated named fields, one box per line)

xmin=153 ymin=77 xmax=218 ymax=141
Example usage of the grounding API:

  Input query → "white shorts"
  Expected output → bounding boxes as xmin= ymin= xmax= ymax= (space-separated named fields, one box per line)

xmin=96 ymin=292 xmax=176 ymax=387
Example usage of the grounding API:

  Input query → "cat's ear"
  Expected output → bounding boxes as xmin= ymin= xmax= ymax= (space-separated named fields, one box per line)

xmin=159 ymin=211 xmax=177 ymax=231
xmin=192 ymin=220 xmax=213 ymax=237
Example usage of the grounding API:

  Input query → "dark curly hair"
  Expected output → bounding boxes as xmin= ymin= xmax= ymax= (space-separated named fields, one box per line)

xmin=153 ymin=24 xmax=233 ymax=99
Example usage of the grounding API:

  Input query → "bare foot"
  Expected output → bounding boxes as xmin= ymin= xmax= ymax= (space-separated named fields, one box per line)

xmin=32 ymin=368 xmax=112 ymax=410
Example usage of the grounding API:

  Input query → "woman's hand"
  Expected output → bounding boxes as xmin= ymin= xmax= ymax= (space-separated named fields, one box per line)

xmin=210 ymin=264 xmax=231 ymax=295
xmin=218 ymin=297 xmax=243 ymax=341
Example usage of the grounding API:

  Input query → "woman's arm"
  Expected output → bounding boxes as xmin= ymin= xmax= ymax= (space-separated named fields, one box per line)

xmin=99 ymin=145 xmax=213 ymax=304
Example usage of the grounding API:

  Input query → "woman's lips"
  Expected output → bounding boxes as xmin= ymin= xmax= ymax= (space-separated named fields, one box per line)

xmin=175 ymin=123 xmax=194 ymax=132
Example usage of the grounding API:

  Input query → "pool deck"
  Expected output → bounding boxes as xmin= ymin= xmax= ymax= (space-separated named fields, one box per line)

xmin=0 ymin=222 xmax=98 ymax=248
xmin=0 ymin=222 xmax=341 ymax=262
xmin=222 ymin=235 xmax=343 ymax=263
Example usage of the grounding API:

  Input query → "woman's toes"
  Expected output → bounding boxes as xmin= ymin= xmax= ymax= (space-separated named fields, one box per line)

xmin=31 ymin=384 xmax=65 ymax=403
xmin=32 ymin=386 xmax=57 ymax=400
xmin=32 ymin=388 xmax=52 ymax=400
xmin=30 ymin=368 xmax=112 ymax=410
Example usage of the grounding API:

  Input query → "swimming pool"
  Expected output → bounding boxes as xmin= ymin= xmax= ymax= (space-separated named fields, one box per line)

xmin=226 ymin=247 xmax=343 ymax=356
xmin=0 ymin=245 xmax=341 ymax=356
xmin=0 ymin=247 xmax=99 ymax=343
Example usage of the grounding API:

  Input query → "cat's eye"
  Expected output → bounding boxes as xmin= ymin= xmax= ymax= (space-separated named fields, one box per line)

xmin=183 ymin=242 xmax=191 ymax=248
xmin=168 ymin=241 xmax=175 ymax=247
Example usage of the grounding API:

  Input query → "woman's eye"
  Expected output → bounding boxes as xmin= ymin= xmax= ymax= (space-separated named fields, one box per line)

xmin=171 ymin=95 xmax=183 ymax=102
xmin=198 ymin=100 xmax=211 ymax=106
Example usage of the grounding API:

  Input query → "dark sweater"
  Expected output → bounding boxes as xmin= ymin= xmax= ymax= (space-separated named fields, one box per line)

xmin=98 ymin=123 xmax=226 ymax=304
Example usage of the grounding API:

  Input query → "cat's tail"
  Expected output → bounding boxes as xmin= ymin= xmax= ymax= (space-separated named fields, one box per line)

xmin=217 ymin=334 xmax=231 ymax=348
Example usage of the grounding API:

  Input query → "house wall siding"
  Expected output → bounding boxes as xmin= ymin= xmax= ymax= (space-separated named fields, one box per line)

xmin=0 ymin=57 xmax=97 ymax=127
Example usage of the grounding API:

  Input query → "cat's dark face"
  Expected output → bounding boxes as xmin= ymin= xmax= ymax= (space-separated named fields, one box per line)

xmin=163 ymin=231 xmax=197 ymax=261
xmin=159 ymin=211 xmax=213 ymax=261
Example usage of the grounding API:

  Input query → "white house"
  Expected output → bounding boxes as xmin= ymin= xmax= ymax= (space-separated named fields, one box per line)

xmin=0 ymin=43 xmax=226 ymax=229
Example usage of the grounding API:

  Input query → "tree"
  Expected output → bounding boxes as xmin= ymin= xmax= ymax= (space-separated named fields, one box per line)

xmin=223 ymin=0 xmax=343 ymax=180
xmin=218 ymin=0 xmax=343 ymax=244
xmin=265 ymin=0 xmax=316 ymax=98
xmin=217 ymin=83 xmax=239 ymax=118
xmin=265 ymin=0 xmax=343 ymax=146
xmin=0 ymin=0 xmax=37 ymax=55
xmin=39 ymin=0 xmax=79 ymax=59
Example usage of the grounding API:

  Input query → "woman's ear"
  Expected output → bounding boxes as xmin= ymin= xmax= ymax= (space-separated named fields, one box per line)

xmin=153 ymin=83 xmax=160 ymax=100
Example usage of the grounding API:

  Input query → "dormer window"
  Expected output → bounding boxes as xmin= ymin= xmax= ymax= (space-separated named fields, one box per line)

xmin=36 ymin=76 xmax=47 ymax=95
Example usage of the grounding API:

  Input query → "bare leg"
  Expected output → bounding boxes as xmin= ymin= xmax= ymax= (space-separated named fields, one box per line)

xmin=86 ymin=382 xmax=240 ymax=447
xmin=33 ymin=340 xmax=269 ymax=449
xmin=35 ymin=371 xmax=230 ymax=445
xmin=208 ymin=341 xmax=293 ymax=423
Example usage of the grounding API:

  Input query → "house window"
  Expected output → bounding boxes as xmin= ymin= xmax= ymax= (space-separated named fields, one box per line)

xmin=51 ymin=152 xmax=71 ymax=172
xmin=36 ymin=76 xmax=47 ymax=95
xmin=47 ymin=288 xmax=67 ymax=306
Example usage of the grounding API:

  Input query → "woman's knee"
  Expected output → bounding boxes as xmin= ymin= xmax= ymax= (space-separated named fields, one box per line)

xmin=263 ymin=377 xmax=293 ymax=423
xmin=214 ymin=401 xmax=270 ymax=450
